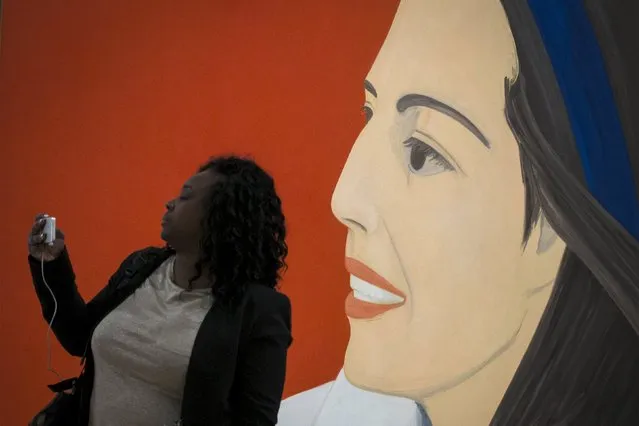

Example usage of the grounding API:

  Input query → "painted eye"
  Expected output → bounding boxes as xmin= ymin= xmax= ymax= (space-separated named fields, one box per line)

xmin=403 ymin=137 xmax=454 ymax=176
xmin=361 ymin=105 xmax=373 ymax=124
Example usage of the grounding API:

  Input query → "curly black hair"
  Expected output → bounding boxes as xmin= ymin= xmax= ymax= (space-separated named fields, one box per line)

xmin=188 ymin=155 xmax=288 ymax=307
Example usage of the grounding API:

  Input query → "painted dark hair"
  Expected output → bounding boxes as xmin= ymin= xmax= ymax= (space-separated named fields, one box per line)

xmin=493 ymin=1 xmax=639 ymax=425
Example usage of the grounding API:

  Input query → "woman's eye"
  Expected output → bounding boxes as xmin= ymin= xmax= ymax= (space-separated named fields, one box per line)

xmin=362 ymin=105 xmax=373 ymax=124
xmin=403 ymin=137 xmax=454 ymax=176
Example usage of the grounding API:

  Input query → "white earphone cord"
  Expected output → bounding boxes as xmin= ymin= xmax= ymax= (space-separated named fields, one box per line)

xmin=41 ymin=255 xmax=61 ymax=378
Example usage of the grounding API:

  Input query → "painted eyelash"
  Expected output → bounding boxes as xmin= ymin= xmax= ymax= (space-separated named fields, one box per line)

xmin=403 ymin=137 xmax=454 ymax=170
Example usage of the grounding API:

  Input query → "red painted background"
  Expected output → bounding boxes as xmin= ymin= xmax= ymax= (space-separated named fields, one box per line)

xmin=0 ymin=0 xmax=398 ymax=423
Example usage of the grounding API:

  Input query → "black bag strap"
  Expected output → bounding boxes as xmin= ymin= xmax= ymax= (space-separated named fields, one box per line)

xmin=47 ymin=377 xmax=76 ymax=393
xmin=79 ymin=247 xmax=174 ymax=366
xmin=105 ymin=247 xmax=173 ymax=317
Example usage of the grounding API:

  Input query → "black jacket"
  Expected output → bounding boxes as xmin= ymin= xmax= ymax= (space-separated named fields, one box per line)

xmin=29 ymin=246 xmax=292 ymax=426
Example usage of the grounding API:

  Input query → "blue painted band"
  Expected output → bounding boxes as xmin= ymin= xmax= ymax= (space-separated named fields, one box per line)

xmin=528 ymin=0 xmax=639 ymax=239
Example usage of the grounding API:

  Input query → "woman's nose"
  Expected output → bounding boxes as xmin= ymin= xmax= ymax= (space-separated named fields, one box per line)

xmin=331 ymin=155 xmax=379 ymax=235
xmin=165 ymin=200 xmax=175 ymax=211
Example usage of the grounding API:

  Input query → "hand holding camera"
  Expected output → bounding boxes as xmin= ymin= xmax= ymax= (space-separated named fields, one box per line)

xmin=28 ymin=213 xmax=65 ymax=262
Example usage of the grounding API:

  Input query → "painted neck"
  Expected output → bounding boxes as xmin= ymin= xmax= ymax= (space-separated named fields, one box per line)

xmin=421 ymin=285 xmax=552 ymax=426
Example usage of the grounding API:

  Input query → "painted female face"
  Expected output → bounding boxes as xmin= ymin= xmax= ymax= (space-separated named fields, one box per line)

xmin=331 ymin=0 xmax=564 ymax=399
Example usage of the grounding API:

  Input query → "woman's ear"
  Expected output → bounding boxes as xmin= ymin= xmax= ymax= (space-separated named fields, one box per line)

xmin=521 ymin=211 xmax=565 ymax=296
xmin=536 ymin=213 xmax=558 ymax=254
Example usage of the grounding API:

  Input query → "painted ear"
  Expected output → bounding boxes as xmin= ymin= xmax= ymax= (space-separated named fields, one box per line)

xmin=537 ymin=213 xmax=558 ymax=254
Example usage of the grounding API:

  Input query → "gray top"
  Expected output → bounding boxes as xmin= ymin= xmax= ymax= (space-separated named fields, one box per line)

xmin=88 ymin=256 xmax=212 ymax=426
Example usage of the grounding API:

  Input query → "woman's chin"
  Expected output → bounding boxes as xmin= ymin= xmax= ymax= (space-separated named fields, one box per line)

xmin=343 ymin=353 xmax=410 ymax=398
xmin=343 ymin=348 xmax=443 ymax=401
xmin=342 ymin=362 xmax=385 ymax=394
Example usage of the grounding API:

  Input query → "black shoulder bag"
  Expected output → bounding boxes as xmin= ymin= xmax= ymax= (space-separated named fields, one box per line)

xmin=29 ymin=376 xmax=83 ymax=426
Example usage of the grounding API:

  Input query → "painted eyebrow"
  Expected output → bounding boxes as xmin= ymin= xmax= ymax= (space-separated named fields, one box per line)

xmin=364 ymin=80 xmax=377 ymax=98
xmin=397 ymin=94 xmax=490 ymax=148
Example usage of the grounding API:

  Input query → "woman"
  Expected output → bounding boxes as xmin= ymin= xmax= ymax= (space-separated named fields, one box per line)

xmin=28 ymin=155 xmax=292 ymax=426
xmin=284 ymin=0 xmax=638 ymax=425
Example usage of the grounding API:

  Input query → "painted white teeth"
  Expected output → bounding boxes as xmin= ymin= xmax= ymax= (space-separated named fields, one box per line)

xmin=350 ymin=275 xmax=404 ymax=305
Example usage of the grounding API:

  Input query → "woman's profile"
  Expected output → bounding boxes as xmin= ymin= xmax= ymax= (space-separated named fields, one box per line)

xmin=279 ymin=0 xmax=639 ymax=425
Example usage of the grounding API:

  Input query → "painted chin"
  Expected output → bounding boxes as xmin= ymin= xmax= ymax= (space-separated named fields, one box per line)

xmin=342 ymin=343 xmax=400 ymax=396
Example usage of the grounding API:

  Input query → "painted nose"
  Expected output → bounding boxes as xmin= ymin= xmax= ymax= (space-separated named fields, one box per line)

xmin=331 ymin=160 xmax=379 ymax=234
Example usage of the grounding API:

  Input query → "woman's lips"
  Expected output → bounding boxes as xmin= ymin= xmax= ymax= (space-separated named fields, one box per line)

xmin=345 ymin=258 xmax=406 ymax=319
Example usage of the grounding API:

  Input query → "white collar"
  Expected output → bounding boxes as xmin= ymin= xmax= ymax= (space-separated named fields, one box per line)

xmin=279 ymin=369 xmax=428 ymax=426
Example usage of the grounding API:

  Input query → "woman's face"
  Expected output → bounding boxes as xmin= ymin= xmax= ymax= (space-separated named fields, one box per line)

xmin=331 ymin=0 xmax=564 ymax=398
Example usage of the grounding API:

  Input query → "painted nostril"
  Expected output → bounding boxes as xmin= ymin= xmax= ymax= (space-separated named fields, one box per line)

xmin=344 ymin=218 xmax=367 ymax=233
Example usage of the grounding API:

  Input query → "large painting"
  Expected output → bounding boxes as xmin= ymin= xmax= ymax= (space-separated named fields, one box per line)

xmin=279 ymin=0 xmax=639 ymax=425
xmin=2 ymin=0 xmax=637 ymax=424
